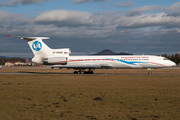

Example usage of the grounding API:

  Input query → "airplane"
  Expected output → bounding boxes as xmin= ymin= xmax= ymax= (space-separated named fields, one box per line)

xmin=6 ymin=35 xmax=176 ymax=74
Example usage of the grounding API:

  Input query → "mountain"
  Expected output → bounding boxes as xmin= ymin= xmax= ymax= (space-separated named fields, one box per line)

xmin=93 ymin=49 xmax=116 ymax=55
xmin=92 ymin=49 xmax=132 ymax=55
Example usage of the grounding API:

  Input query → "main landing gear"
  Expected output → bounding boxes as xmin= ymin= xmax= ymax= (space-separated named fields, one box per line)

xmin=74 ymin=69 xmax=94 ymax=74
xmin=147 ymin=68 xmax=153 ymax=75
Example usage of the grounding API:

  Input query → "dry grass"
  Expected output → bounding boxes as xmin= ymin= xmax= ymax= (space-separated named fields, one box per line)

xmin=0 ymin=67 xmax=180 ymax=120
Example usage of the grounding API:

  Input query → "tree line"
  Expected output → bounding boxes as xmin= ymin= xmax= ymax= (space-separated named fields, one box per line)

xmin=0 ymin=58 xmax=25 ymax=65
xmin=162 ymin=53 xmax=180 ymax=65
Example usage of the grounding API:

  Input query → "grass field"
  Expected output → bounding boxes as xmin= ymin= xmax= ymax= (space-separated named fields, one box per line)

xmin=0 ymin=67 xmax=180 ymax=120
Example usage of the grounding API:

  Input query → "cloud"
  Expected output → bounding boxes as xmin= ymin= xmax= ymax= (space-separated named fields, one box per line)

xmin=34 ymin=10 xmax=93 ymax=27
xmin=72 ymin=0 xmax=108 ymax=4
xmin=127 ymin=5 xmax=158 ymax=16
xmin=34 ymin=10 xmax=123 ymax=28
xmin=115 ymin=1 xmax=133 ymax=7
xmin=162 ymin=2 xmax=180 ymax=16
xmin=1 ymin=3 xmax=180 ymax=57
xmin=37 ymin=9 xmax=180 ymax=30
xmin=116 ymin=13 xmax=180 ymax=29
xmin=0 ymin=0 xmax=55 ymax=7
xmin=0 ymin=10 xmax=32 ymax=29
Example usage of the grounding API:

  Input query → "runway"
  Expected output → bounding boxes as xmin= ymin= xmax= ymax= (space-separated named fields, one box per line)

xmin=0 ymin=66 xmax=180 ymax=75
xmin=1 ymin=71 xmax=180 ymax=75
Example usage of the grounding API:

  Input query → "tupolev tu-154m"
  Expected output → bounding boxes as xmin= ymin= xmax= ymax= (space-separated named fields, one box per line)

xmin=6 ymin=35 xmax=176 ymax=74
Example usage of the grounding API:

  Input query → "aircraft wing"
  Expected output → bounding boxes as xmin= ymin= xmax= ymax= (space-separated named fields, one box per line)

xmin=47 ymin=63 xmax=113 ymax=69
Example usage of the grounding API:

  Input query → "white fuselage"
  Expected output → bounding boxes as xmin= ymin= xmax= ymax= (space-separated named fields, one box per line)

xmin=51 ymin=55 xmax=176 ymax=69
xmin=6 ymin=35 xmax=176 ymax=72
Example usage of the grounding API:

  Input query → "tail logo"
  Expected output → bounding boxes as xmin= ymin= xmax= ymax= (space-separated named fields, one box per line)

xmin=32 ymin=41 xmax=42 ymax=51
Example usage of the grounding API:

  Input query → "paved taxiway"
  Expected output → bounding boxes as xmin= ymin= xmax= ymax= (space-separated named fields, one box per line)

xmin=1 ymin=72 xmax=180 ymax=75
xmin=0 ymin=66 xmax=180 ymax=75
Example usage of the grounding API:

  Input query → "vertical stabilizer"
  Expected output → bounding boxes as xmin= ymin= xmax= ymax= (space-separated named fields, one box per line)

xmin=6 ymin=35 xmax=52 ymax=63
xmin=27 ymin=38 xmax=52 ymax=63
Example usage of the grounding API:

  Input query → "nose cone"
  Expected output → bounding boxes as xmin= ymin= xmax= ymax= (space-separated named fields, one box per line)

xmin=169 ymin=61 xmax=176 ymax=67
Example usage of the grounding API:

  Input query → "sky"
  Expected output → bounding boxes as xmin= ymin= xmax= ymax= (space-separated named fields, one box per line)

xmin=1 ymin=0 xmax=180 ymax=58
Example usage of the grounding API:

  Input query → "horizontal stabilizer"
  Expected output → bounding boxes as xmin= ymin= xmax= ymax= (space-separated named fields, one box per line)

xmin=5 ymin=35 xmax=49 ymax=41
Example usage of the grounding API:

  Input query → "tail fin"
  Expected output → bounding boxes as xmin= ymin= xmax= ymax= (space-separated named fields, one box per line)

xmin=6 ymin=35 xmax=52 ymax=63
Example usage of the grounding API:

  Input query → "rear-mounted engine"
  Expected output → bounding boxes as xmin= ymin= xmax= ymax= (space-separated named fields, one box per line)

xmin=43 ymin=57 xmax=67 ymax=65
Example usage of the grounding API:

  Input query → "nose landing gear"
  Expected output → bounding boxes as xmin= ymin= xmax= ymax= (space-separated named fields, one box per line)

xmin=147 ymin=68 xmax=153 ymax=75
xmin=148 ymin=71 xmax=152 ymax=75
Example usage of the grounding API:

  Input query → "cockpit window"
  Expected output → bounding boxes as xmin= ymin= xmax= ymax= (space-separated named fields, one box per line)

xmin=163 ymin=58 xmax=169 ymax=60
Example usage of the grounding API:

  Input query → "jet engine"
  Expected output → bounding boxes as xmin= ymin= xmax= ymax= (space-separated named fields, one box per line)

xmin=43 ymin=57 xmax=67 ymax=65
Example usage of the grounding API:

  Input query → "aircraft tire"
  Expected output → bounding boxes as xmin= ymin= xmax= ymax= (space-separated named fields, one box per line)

xmin=90 ymin=71 xmax=93 ymax=74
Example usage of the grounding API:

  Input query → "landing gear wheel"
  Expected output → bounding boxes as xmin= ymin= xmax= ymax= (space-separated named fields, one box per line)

xmin=85 ymin=71 xmax=93 ymax=74
xmin=148 ymin=71 xmax=152 ymax=75
xmin=77 ymin=71 xmax=84 ymax=74
xmin=74 ymin=69 xmax=94 ymax=74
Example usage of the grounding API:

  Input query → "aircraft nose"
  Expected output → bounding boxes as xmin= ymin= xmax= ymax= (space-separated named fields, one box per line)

xmin=170 ymin=61 xmax=176 ymax=67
